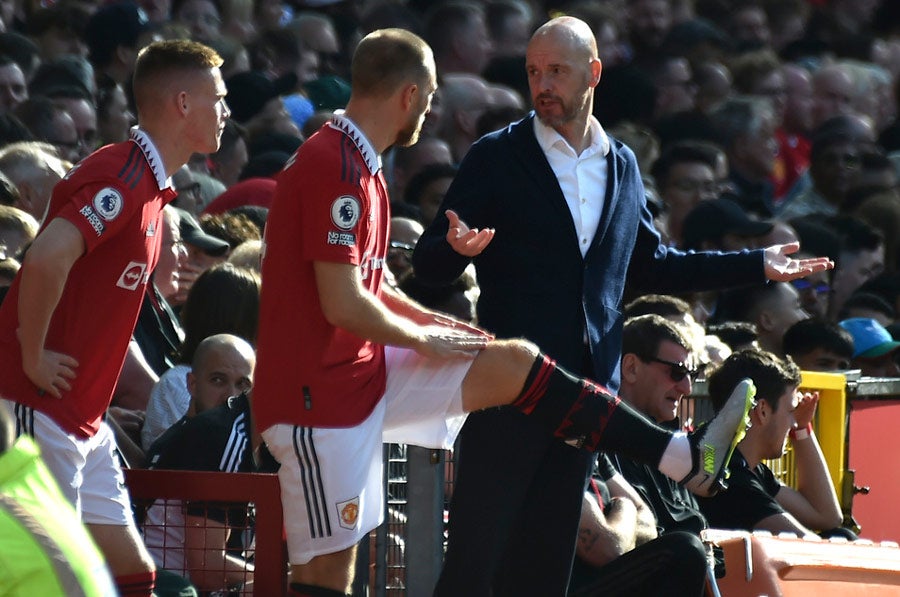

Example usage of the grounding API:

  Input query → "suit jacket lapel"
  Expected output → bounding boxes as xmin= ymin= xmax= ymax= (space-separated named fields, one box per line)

xmin=586 ymin=145 xmax=627 ymax=260
xmin=508 ymin=116 xmax=579 ymax=242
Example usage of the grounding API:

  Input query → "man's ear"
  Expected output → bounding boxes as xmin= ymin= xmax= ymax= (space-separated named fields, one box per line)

xmin=400 ymin=82 xmax=418 ymax=112
xmin=589 ymin=57 xmax=603 ymax=88
xmin=621 ymin=353 xmax=641 ymax=384
xmin=176 ymin=90 xmax=189 ymax=116
xmin=186 ymin=370 xmax=197 ymax=398
xmin=754 ymin=398 xmax=772 ymax=425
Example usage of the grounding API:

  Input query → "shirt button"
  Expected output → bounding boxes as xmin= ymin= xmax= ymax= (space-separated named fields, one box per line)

xmin=581 ymin=198 xmax=587 ymax=204
xmin=582 ymin=238 xmax=588 ymax=244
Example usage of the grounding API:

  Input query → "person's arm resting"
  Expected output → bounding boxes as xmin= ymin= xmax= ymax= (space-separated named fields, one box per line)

xmin=17 ymin=217 xmax=85 ymax=397
xmin=774 ymin=434 xmax=843 ymax=532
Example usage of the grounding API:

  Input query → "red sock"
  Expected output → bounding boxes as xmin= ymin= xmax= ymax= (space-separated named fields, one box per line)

xmin=511 ymin=354 xmax=555 ymax=414
xmin=115 ymin=570 xmax=156 ymax=597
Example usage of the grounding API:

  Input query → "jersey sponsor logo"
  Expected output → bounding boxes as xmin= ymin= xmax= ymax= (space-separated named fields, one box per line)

xmin=330 ymin=195 xmax=361 ymax=230
xmin=116 ymin=261 xmax=148 ymax=290
xmin=79 ymin=205 xmax=105 ymax=236
xmin=146 ymin=221 xmax=155 ymax=236
xmin=326 ymin=231 xmax=356 ymax=246
xmin=93 ymin=187 xmax=124 ymax=221
xmin=336 ymin=497 xmax=360 ymax=530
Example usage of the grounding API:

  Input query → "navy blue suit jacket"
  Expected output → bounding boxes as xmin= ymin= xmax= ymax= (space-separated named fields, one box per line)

xmin=413 ymin=115 xmax=765 ymax=392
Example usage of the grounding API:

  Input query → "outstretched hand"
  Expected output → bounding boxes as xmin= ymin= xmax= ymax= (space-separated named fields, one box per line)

xmin=446 ymin=209 xmax=494 ymax=257
xmin=764 ymin=242 xmax=833 ymax=282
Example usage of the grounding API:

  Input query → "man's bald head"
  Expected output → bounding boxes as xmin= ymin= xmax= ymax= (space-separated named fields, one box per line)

xmin=529 ymin=16 xmax=598 ymax=62
xmin=192 ymin=333 xmax=254 ymax=369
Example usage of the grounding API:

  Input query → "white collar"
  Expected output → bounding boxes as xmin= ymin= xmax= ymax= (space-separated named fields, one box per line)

xmin=533 ymin=114 xmax=610 ymax=158
xmin=129 ymin=126 xmax=172 ymax=190
xmin=328 ymin=110 xmax=382 ymax=175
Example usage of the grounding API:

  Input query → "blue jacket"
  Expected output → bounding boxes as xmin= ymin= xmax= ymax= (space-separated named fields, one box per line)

xmin=413 ymin=115 xmax=765 ymax=392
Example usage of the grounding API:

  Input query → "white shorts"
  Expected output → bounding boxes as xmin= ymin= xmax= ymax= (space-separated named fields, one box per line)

xmin=1 ymin=400 xmax=135 ymax=526
xmin=262 ymin=345 xmax=473 ymax=565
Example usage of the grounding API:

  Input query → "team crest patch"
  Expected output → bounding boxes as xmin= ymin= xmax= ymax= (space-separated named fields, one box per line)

xmin=330 ymin=195 xmax=361 ymax=231
xmin=336 ymin=497 xmax=360 ymax=530
xmin=93 ymin=187 xmax=124 ymax=221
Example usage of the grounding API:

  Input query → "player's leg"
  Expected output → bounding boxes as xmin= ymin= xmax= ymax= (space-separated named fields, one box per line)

xmin=86 ymin=524 xmax=156 ymax=595
xmin=81 ymin=422 xmax=156 ymax=596
xmin=460 ymin=339 xmax=755 ymax=496
xmin=262 ymin=406 xmax=387 ymax=596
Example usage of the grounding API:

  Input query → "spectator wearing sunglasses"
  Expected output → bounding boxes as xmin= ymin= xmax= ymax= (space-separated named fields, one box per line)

xmin=611 ymin=314 xmax=711 ymax=542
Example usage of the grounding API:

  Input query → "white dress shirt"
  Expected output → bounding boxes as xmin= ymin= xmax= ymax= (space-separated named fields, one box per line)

xmin=533 ymin=115 xmax=611 ymax=257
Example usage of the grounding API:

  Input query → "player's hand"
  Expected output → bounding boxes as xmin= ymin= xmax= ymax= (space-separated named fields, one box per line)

xmin=763 ymin=242 xmax=833 ymax=282
xmin=446 ymin=209 xmax=494 ymax=257
xmin=412 ymin=311 xmax=494 ymax=340
xmin=416 ymin=326 xmax=490 ymax=358
xmin=23 ymin=349 xmax=78 ymax=398
xmin=793 ymin=391 xmax=819 ymax=430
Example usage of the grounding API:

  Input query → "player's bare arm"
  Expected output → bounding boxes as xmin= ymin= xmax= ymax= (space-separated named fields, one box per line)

xmin=16 ymin=217 xmax=84 ymax=398
xmin=314 ymin=261 xmax=490 ymax=358
xmin=381 ymin=283 xmax=492 ymax=339
xmin=445 ymin=209 xmax=495 ymax=257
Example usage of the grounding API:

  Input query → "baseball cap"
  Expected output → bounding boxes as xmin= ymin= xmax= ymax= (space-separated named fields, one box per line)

xmin=681 ymin=198 xmax=774 ymax=250
xmin=174 ymin=208 xmax=230 ymax=256
xmin=202 ymin=178 xmax=276 ymax=216
xmin=839 ymin=317 xmax=900 ymax=358
xmin=85 ymin=2 xmax=150 ymax=68
xmin=225 ymin=71 xmax=299 ymax=124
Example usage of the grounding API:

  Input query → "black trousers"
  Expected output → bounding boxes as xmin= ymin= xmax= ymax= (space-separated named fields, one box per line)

xmin=568 ymin=531 xmax=709 ymax=597
xmin=435 ymin=407 xmax=595 ymax=596
xmin=436 ymin=348 xmax=600 ymax=596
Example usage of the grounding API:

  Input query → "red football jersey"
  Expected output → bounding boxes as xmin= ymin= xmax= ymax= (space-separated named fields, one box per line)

xmin=0 ymin=129 xmax=177 ymax=437
xmin=253 ymin=113 xmax=390 ymax=430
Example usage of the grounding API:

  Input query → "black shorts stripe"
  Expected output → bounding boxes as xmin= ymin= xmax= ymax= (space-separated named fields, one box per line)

xmin=293 ymin=426 xmax=332 ymax=538
xmin=13 ymin=403 xmax=34 ymax=437
xmin=117 ymin=144 xmax=139 ymax=180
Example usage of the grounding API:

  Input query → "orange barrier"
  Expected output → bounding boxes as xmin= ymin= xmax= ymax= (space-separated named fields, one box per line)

xmin=124 ymin=469 xmax=288 ymax=596
xmin=703 ymin=529 xmax=900 ymax=596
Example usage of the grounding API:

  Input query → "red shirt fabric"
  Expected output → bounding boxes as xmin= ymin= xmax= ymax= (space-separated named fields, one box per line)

xmin=773 ymin=128 xmax=811 ymax=202
xmin=253 ymin=113 xmax=390 ymax=431
xmin=0 ymin=129 xmax=176 ymax=438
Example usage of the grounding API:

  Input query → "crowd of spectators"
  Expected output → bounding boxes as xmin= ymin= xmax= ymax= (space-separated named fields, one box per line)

xmin=0 ymin=0 xmax=897 ymax=593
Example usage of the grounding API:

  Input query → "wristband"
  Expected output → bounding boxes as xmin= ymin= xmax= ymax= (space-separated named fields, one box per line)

xmin=790 ymin=423 xmax=813 ymax=441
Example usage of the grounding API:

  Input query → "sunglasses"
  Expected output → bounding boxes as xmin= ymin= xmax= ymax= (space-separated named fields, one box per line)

xmin=645 ymin=356 xmax=704 ymax=382
xmin=791 ymin=279 xmax=830 ymax=295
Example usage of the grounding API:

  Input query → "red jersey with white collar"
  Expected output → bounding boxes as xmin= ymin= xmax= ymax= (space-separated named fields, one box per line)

xmin=253 ymin=113 xmax=390 ymax=430
xmin=0 ymin=129 xmax=177 ymax=438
